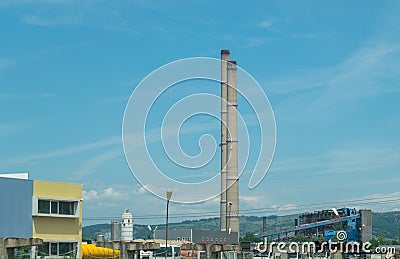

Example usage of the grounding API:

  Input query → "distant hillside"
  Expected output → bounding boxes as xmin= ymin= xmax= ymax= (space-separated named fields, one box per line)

xmin=83 ymin=211 xmax=400 ymax=240
xmin=82 ymin=215 xmax=297 ymax=241
xmin=372 ymin=211 xmax=400 ymax=239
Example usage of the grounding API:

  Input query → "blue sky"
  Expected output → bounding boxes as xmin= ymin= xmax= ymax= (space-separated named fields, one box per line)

xmin=1 ymin=1 xmax=399 ymax=225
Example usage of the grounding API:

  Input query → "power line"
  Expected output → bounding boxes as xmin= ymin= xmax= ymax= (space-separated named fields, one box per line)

xmin=83 ymin=194 xmax=400 ymax=221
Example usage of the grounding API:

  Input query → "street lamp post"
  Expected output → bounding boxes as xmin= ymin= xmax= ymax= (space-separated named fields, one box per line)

xmin=165 ymin=189 xmax=173 ymax=259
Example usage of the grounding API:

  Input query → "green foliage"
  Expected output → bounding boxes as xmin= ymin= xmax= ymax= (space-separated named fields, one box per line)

xmin=292 ymin=235 xmax=321 ymax=242
xmin=14 ymin=247 xmax=31 ymax=259
xmin=372 ymin=211 xmax=400 ymax=239
xmin=370 ymin=232 xmax=400 ymax=248
xmin=240 ymin=232 xmax=262 ymax=242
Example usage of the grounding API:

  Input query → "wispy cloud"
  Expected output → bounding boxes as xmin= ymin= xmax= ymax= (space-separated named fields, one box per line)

xmin=69 ymin=150 xmax=122 ymax=180
xmin=1 ymin=135 xmax=121 ymax=166
xmin=28 ymin=45 xmax=71 ymax=60
xmin=0 ymin=58 xmax=16 ymax=70
xmin=22 ymin=15 xmax=50 ymax=27
xmin=0 ymin=0 xmax=74 ymax=7
xmin=0 ymin=92 xmax=55 ymax=100
xmin=21 ymin=12 xmax=83 ymax=27
xmin=267 ymin=42 xmax=400 ymax=123
xmin=244 ymin=38 xmax=270 ymax=48
xmin=266 ymin=144 xmax=400 ymax=180
xmin=0 ymin=122 xmax=32 ymax=136
xmin=19 ymin=3 xmax=135 ymax=34
xmin=257 ymin=19 xmax=276 ymax=29
xmin=350 ymin=192 xmax=400 ymax=212
xmin=83 ymin=187 xmax=129 ymax=202
xmin=97 ymin=95 xmax=130 ymax=105
xmin=271 ymin=43 xmax=400 ymax=94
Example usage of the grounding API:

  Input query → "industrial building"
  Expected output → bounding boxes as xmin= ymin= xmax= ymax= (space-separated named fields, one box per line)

xmin=296 ymin=208 xmax=372 ymax=242
xmin=0 ymin=173 xmax=83 ymax=258
xmin=256 ymin=208 xmax=372 ymax=243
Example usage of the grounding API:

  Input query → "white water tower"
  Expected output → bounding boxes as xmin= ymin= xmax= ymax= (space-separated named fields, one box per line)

xmin=120 ymin=209 xmax=133 ymax=241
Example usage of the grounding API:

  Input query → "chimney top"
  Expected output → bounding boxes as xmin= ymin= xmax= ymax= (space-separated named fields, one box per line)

xmin=221 ymin=50 xmax=230 ymax=55
xmin=228 ymin=60 xmax=237 ymax=65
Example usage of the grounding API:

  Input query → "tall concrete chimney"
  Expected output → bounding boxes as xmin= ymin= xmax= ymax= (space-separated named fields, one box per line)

xmin=225 ymin=60 xmax=239 ymax=234
xmin=220 ymin=50 xmax=230 ymax=231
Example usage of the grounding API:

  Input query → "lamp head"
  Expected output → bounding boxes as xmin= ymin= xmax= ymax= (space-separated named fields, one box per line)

xmin=166 ymin=189 xmax=173 ymax=200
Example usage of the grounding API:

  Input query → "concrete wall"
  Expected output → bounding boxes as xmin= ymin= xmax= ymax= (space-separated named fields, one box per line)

xmin=0 ymin=177 xmax=33 ymax=238
xmin=32 ymin=180 xmax=82 ymax=240
xmin=33 ymin=180 xmax=82 ymax=200
xmin=156 ymin=229 xmax=239 ymax=245
xmin=360 ymin=209 xmax=372 ymax=243
xmin=33 ymin=217 xmax=81 ymax=240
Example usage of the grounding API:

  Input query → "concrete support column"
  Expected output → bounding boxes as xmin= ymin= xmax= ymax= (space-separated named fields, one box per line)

xmin=0 ymin=238 xmax=42 ymax=259
xmin=0 ymin=239 xmax=7 ymax=259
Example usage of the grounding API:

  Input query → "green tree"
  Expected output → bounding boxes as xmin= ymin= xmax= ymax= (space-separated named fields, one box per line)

xmin=240 ymin=232 xmax=262 ymax=242
xmin=371 ymin=232 xmax=392 ymax=248
xmin=291 ymin=235 xmax=321 ymax=242
xmin=14 ymin=247 xmax=31 ymax=259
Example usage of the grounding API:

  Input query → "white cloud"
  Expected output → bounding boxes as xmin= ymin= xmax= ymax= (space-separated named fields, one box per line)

xmin=0 ymin=122 xmax=32 ymax=136
xmin=350 ymin=192 xmax=400 ymax=212
xmin=1 ymin=135 xmax=121 ymax=167
xmin=275 ymin=42 xmax=400 ymax=96
xmin=135 ymin=186 xmax=147 ymax=194
xmin=22 ymin=15 xmax=51 ymax=27
xmin=258 ymin=19 xmax=275 ymax=29
xmin=0 ymin=58 xmax=16 ymax=70
xmin=267 ymin=42 xmax=400 ymax=122
xmin=70 ymin=150 xmax=122 ymax=180
xmin=265 ymin=144 xmax=400 ymax=181
xmin=273 ymin=203 xmax=298 ymax=212
xmin=21 ymin=12 xmax=84 ymax=27
xmin=0 ymin=92 xmax=56 ymax=100
xmin=240 ymin=195 xmax=262 ymax=203
xmin=83 ymin=187 xmax=129 ymax=202
xmin=244 ymin=38 xmax=269 ymax=48
xmin=0 ymin=0 xmax=74 ymax=5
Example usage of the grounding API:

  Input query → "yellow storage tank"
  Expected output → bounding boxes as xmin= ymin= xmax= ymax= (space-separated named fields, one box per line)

xmin=82 ymin=244 xmax=120 ymax=259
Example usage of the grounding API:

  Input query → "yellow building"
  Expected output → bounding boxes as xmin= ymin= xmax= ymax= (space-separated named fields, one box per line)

xmin=32 ymin=180 xmax=83 ymax=258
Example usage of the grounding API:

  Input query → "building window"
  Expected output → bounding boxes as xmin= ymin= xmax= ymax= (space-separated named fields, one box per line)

xmin=37 ymin=242 xmax=76 ymax=257
xmin=38 ymin=200 xmax=50 ymax=214
xmin=59 ymin=201 xmax=74 ymax=215
xmin=38 ymin=243 xmax=49 ymax=256
xmin=51 ymin=201 xmax=59 ymax=214
xmin=50 ymin=243 xmax=58 ymax=256
xmin=59 ymin=243 xmax=74 ymax=256
xmin=35 ymin=198 xmax=77 ymax=217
